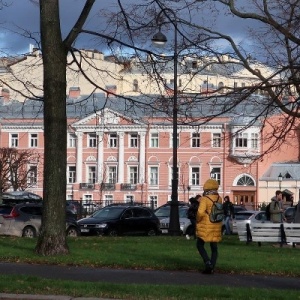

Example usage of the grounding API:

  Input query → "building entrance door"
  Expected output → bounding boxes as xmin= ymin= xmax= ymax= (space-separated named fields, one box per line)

xmin=233 ymin=192 xmax=256 ymax=210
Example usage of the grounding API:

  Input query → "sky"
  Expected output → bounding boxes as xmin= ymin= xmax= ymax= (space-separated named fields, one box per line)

xmin=0 ymin=0 xmax=257 ymax=57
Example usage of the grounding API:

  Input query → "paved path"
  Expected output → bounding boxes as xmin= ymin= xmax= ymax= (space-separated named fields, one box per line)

xmin=0 ymin=262 xmax=299 ymax=299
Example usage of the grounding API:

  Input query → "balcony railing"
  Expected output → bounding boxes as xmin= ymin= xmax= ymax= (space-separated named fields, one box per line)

xmin=79 ymin=183 xmax=95 ymax=190
xmin=101 ymin=183 xmax=116 ymax=191
xmin=121 ymin=183 xmax=137 ymax=191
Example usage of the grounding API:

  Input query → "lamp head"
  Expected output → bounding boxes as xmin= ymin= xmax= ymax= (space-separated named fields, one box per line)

xmin=152 ymin=31 xmax=167 ymax=46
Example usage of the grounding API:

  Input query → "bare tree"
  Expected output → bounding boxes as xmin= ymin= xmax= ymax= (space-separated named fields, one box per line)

xmin=0 ymin=147 xmax=40 ymax=199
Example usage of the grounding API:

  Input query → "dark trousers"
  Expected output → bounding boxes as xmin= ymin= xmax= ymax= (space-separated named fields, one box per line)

xmin=196 ymin=237 xmax=218 ymax=267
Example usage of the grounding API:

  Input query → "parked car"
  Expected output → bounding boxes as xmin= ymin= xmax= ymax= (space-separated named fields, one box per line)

xmin=232 ymin=210 xmax=269 ymax=234
xmin=159 ymin=206 xmax=193 ymax=235
xmin=0 ymin=203 xmax=80 ymax=238
xmin=154 ymin=202 xmax=189 ymax=221
xmin=77 ymin=205 xmax=161 ymax=236
xmin=0 ymin=204 xmax=14 ymax=215
xmin=284 ymin=207 xmax=295 ymax=223
xmin=221 ymin=205 xmax=247 ymax=235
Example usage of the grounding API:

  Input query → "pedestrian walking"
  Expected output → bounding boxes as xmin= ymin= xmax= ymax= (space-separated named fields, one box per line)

xmin=196 ymin=179 xmax=222 ymax=274
xmin=270 ymin=190 xmax=285 ymax=223
xmin=223 ymin=196 xmax=234 ymax=235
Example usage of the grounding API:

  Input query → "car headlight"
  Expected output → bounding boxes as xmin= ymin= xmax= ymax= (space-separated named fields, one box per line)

xmin=95 ymin=223 xmax=107 ymax=228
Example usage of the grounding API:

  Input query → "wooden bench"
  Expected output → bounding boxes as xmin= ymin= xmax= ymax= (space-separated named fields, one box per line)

xmin=237 ymin=222 xmax=300 ymax=247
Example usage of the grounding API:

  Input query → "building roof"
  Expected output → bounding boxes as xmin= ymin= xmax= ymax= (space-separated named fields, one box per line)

xmin=260 ymin=163 xmax=300 ymax=181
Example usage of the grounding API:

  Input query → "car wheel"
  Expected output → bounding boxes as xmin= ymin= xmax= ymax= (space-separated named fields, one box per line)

xmin=66 ymin=226 xmax=79 ymax=237
xmin=22 ymin=226 xmax=36 ymax=238
xmin=107 ymin=228 xmax=118 ymax=236
xmin=146 ymin=228 xmax=157 ymax=236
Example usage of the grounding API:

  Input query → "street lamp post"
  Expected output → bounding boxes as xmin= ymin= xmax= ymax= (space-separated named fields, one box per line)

xmin=152 ymin=9 xmax=180 ymax=235
xmin=278 ymin=173 xmax=283 ymax=190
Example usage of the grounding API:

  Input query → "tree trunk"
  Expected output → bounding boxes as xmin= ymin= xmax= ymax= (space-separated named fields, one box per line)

xmin=35 ymin=0 xmax=68 ymax=255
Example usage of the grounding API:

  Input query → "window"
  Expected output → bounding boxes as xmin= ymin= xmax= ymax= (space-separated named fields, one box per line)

xmin=171 ymin=133 xmax=179 ymax=148
xmin=211 ymin=167 xmax=221 ymax=185
xmin=251 ymin=133 xmax=258 ymax=149
xmin=108 ymin=166 xmax=117 ymax=183
xmin=27 ymin=166 xmax=37 ymax=185
xmin=149 ymin=167 xmax=158 ymax=185
xmin=30 ymin=133 xmax=38 ymax=148
xmin=68 ymin=166 xmax=76 ymax=184
xmin=83 ymin=194 xmax=93 ymax=202
xmin=149 ymin=196 xmax=158 ymax=209
xmin=192 ymin=133 xmax=200 ymax=148
xmin=150 ymin=133 xmax=159 ymax=148
xmin=212 ymin=133 xmax=221 ymax=148
xmin=10 ymin=133 xmax=18 ymax=148
xmin=130 ymin=133 xmax=138 ymax=148
xmin=191 ymin=167 xmax=200 ymax=185
xmin=88 ymin=133 xmax=97 ymax=148
xmin=237 ymin=175 xmax=254 ymax=186
xmin=133 ymin=79 xmax=138 ymax=92
xmin=126 ymin=195 xmax=134 ymax=203
xmin=88 ymin=166 xmax=96 ymax=183
xmin=109 ymin=133 xmax=118 ymax=148
xmin=68 ymin=133 xmax=77 ymax=148
xmin=129 ymin=166 xmax=138 ymax=184
xmin=235 ymin=132 xmax=248 ymax=148
xmin=105 ymin=195 xmax=113 ymax=206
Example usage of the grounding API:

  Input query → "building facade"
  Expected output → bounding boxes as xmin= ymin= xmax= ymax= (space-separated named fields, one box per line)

xmin=0 ymin=91 xmax=299 ymax=210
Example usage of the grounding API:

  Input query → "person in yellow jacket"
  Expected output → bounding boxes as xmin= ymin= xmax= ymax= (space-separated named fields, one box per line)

xmin=196 ymin=178 xmax=222 ymax=274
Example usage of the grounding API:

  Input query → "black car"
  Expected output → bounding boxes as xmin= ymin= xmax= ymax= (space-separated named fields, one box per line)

xmin=77 ymin=205 xmax=161 ymax=236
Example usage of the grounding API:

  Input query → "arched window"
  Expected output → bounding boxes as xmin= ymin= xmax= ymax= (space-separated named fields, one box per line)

xmin=133 ymin=79 xmax=138 ymax=92
xmin=237 ymin=175 xmax=255 ymax=186
xmin=218 ymin=82 xmax=224 ymax=93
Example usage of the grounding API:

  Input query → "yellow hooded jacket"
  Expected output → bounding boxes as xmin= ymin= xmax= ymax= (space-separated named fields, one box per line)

xmin=196 ymin=193 xmax=222 ymax=242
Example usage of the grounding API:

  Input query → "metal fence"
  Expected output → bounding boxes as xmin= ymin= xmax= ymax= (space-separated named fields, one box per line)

xmin=68 ymin=200 xmax=157 ymax=220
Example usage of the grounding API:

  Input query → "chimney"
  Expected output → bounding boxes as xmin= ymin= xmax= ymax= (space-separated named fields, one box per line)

xmin=1 ymin=88 xmax=10 ymax=103
xmin=69 ymin=87 xmax=81 ymax=98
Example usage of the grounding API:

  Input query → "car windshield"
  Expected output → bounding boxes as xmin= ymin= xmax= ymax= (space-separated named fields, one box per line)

xmin=235 ymin=212 xmax=254 ymax=221
xmin=92 ymin=207 xmax=124 ymax=219
xmin=179 ymin=208 xmax=188 ymax=218
xmin=154 ymin=206 xmax=170 ymax=218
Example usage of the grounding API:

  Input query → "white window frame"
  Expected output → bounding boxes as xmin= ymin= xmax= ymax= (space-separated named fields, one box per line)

xmin=27 ymin=165 xmax=37 ymax=185
xmin=105 ymin=194 xmax=113 ymax=206
xmin=129 ymin=166 xmax=138 ymax=184
xmin=149 ymin=195 xmax=158 ymax=209
xmin=108 ymin=166 xmax=117 ymax=183
xmin=150 ymin=132 xmax=159 ymax=148
xmin=129 ymin=133 xmax=139 ymax=148
xmin=149 ymin=166 xmax=159 ymax=186
xmin=109 ymin=133 xmax=118 ymax=148
xmin=210 ymin=167 xmax=221 ymax=185
xmin=88 ymin=166 xmax=97 ymax=183
xmin=30 ymin=133 xmax=38 ymax=148
xmin=191 ymin=132 xmax=200 ymax=148
xmin=251 ymin=133 xmax=258 ymax=149
xmin=235 ymin=132 xmax=248 ymax=148
xmin=68 ymin=133 xmax=77 ymax=148
xmin=68 ymin=166 xmax=76 ymax=184
xmin=126 ymin=195 xmax=134 ymax=203
xmin=10 ymin=133 xmax=18 ymax=148
xmin=191 ymin=167 xmax=200 ymax=186
xmin=212 ymin=133 xmax=221 ymax=148
xmin=88 ymin=133 xmax=97 ymax=148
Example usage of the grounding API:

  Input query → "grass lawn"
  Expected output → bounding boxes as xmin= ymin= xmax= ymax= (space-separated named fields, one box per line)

xmin=0 ymin=234 xmax=299 ymax=299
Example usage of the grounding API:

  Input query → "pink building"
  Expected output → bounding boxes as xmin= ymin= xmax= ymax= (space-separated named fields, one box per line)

xmin=0 ymin=89 xmax=299 ymax=209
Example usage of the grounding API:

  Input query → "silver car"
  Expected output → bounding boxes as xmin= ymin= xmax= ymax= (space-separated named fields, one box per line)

xmin=0 ymin=203 xmax=79 ymax=238
xmin=159 ymin=207 xmax=194 ymax=235
xmin=232 ymin=210 xmax=269 ymax=234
